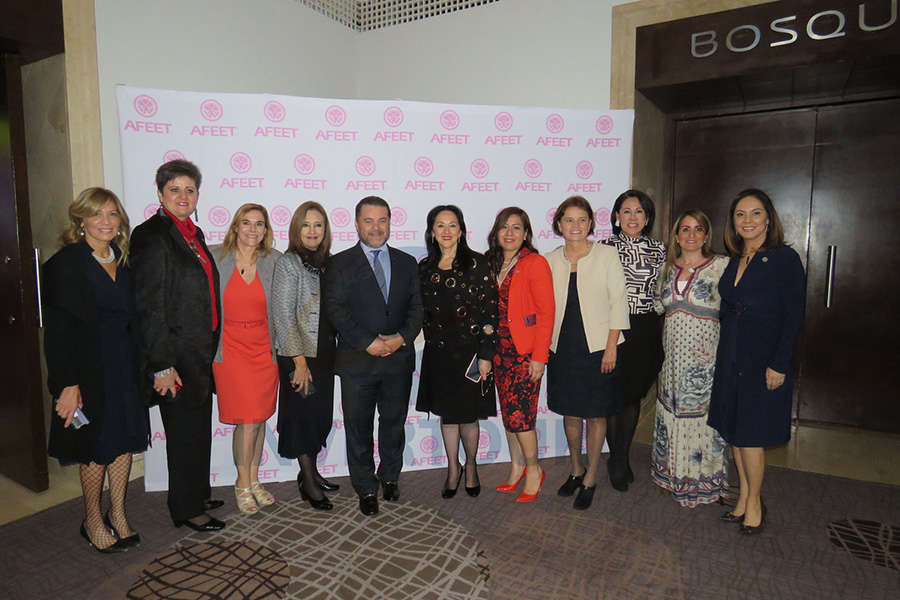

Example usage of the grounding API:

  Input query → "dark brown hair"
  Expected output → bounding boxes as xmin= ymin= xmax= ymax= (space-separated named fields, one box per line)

xmin=155 ymin=159 xmax=202 ymax=192
xmin=552 ymin=195 xmax=595 ymax=237
xmin=663 ymin=209 xmax=714 ymax=278
xmin=288 ymin=201 xmax=331 ymax=267
xmin=485 ymin=206 xmax=537 ymax=276
xmin=723 ymin=188 xmax=786 ymax=258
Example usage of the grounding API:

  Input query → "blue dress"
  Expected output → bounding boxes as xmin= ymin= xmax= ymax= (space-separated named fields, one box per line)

xmin=707 ymin=246 xmax=805 ymax=447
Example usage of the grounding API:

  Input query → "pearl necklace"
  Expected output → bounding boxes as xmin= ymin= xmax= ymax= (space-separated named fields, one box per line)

xmin=93 ymin=249 xmax=115 ymax=264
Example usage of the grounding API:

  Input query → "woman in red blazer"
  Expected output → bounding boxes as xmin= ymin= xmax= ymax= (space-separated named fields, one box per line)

xmin=486 ymin=207 xmax=554 ymax=502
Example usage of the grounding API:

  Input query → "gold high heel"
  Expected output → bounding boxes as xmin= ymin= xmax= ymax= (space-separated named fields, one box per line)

xmin=235 ymin=485 xmax=259 ymax=514
xmin=250 ymin=481 xmax=275 ymax=506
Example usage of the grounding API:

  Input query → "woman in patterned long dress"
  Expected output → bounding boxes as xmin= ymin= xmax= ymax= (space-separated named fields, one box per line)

xmin=602 ymin=190 xmax=666 ymax=491
xmin=486 ymin=207 xmax=554 ymax=502
xmin=651 ymin=210 xmax=729 ymax=507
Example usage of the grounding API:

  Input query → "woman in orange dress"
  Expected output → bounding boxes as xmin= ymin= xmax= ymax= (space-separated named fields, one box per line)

xmin=211 ymin=204 xmax=281 ymax=514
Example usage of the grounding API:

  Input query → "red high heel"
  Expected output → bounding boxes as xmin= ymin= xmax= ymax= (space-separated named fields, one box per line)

xmin=496 ymin=467 xmax=526 ymax=493
xmin=516 ymin=469 xmax=546 ymax=503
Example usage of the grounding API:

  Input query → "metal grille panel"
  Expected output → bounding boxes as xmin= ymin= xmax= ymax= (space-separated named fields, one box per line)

xmin=299 ymin=0 xmax=501 ymax=31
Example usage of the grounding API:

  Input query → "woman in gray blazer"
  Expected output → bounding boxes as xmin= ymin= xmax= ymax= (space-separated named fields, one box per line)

xmin=271 ymin=201 xmax=337 ymax=511
xmin=211 ymin=204 xmax=281 ymax=515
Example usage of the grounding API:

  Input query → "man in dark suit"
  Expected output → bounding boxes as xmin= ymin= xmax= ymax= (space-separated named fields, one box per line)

xmin=324 ymin=196 xmax=423 ymax=516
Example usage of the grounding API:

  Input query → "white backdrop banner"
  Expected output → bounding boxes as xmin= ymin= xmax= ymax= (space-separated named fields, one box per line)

xmin=115 ymin=85 xmax=634 ymax=492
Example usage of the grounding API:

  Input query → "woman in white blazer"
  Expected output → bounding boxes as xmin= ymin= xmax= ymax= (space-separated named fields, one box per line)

xmin=545 ymin=196 xmax=629 ymax=510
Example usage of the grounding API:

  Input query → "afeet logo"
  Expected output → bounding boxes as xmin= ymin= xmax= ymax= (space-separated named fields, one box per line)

xmin=413 ymin=156 xmax=434 ymax=177
xmin=162 ymin=149 xmax=185 ymax=163
xmin=355 ymin=155 xmax=376 ymax=177
xmin=325 ymin=105 xmax=347 ymax=127
xmin=470 ymin=158 xmax=490 ymax=179
xmin=264 ymin=100 xmax=286 ymax=123
xmin=576 ymin=160 xmax=594 ymax=180
xmin=494 ymin=111 xmax=513 ymax=132
xmin=383 ymin=106 xmax=404 ymax=127
xmin=293 ymin=153 xmax=316 ymax=175
xmin=144 ymin=204 xmax=158 ymax=220
xmin=271 ymin=205 xmax=292 ymax=227
xmin=478 ymin=430 xmax=491 ymax=450
xmin=523 ymin=158 xmax=543 ymax=179
xmin=546 ymin=113 xmax=565 ymax=134
xmin=419 ymin=435 xmax=439 ymax=454
xmin=391 ymin=207 xmax=407 ymax=227
xmin=440 ymin=109 xmax=460 ymax=131
xmin=330 ymin=207 xmax=351 ymax=228
xmin=595 ymin=115 xmax=614 ymax=135
xmin=230 ymin=152 xmax=252 ymax=174
xmin=133 ymin=94 xmax=158 ymax=118
xmin=200 ymin=99 xmax=224 ymax=122
xmin=546 ymin=207 xmax=557 ymax=225
xmin=208 ymin=206 xmax=231 ymax=227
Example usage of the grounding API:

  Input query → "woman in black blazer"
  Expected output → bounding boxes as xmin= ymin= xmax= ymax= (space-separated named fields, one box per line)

xmin=44 ymin=187 xmax=149 ymax=553
xmin=708 ymin=189 xmax=805 ymax=534
xmin=130 ymin=160 xmax=224 ymax=532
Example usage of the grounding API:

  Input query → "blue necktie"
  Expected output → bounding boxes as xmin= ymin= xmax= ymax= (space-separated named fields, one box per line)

xmin=372 ymin=249 xmax=388 ymax=301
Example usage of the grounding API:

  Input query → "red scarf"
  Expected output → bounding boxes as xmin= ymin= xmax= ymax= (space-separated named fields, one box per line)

xmin=161 ymin=205 xmax=219 ymax=331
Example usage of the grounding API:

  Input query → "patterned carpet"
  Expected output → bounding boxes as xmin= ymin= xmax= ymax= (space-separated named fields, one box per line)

xmin=2 ymin=445 xmax=899 ymax=599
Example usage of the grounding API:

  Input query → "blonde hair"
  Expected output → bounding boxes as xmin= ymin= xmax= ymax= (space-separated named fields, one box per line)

xmin=663 ymin=209 xmax=713 ymax=278
xmin=60 ymin=187 xmax=130 ymax=265
xmin=222 ymin=203 xmax=273 ymax=256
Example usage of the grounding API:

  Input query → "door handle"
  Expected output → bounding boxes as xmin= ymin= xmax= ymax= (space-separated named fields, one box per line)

xmin=34 ymin=248 xmax=43 ymax=328
xmin=825 ymin=245 xmax=837 ymax=309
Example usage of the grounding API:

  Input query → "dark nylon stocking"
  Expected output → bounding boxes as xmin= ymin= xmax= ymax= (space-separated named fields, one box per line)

xmin=298 ymin=454 xmax=325 ymax=502
xmin=606 ymin=401 xmax=640 ymax=482
xmin=440 ymin=423 xmax=462 ymax=489
xmin=459 ymin=422 xmax=480 ymax=488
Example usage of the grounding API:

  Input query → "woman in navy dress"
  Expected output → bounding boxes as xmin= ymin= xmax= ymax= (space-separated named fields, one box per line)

xmin=708 ymin=189 xmax=805 ymax=534
xmin=45 ymin=188 xmax=149 ymax=553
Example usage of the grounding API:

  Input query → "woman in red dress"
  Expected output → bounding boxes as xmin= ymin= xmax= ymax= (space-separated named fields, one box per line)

xmin=486 ymin=207 xmax=554 ymax=502
xmin=211 ymin=204 xmax=281 ymax=514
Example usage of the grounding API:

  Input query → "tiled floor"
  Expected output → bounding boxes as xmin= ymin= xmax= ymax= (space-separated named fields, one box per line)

xmin=2 ymin=405 xmax=898 ymax=527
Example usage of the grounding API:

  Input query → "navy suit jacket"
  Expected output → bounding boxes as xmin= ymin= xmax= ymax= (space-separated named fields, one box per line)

xmin=324 ymin=243 xmax=423 ymax=376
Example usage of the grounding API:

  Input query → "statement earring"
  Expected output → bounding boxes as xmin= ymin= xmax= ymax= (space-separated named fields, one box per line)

xmin=614 ymin=219 xmax=620 ymax=227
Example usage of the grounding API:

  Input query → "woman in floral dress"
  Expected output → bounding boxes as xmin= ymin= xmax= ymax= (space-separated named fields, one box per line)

xmin=651 ymin=210 xmax=729 ymax=507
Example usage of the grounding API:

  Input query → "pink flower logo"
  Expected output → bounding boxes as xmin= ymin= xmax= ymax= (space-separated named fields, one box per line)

xmin=230 ymin=152 xmax=252 ymax=174
xmin=494 ymin=111 xmax=513 ymax=132
xmin=330 ymin=207 xmax=351 ymax=228
xmin=264 ymin=100 xmax=286 ymax=123
xmin=419 ymin=435 xmax=439 ymax=454
xmin=595 ymin=115 xmax=614 ymax=135
xmin=200 ymin=99 xmax=223 ymax=122
xmin=413 ymin=156 xmax=434 ymax=177
xmin=440 ymin=109 xmax=460 ymax=131
xmin=391 ymin=207 xmax=407 ymax=227
xmin=595 ymin=208 xmax=610 ymax=225
xmin=523 ymin=158 xmax=543 ymax=179
xmin=470 ymin=158 xmax=490 ymax=179
xmin=355 ymin=155 xmax=376 ymax=177
xmin=208 ymin=206 xmax=231 ymax=227
xmin=575 ymin=160 xmax=594 ymax=180
xmin=316 ymin=447 xmax=328 ymax=464
xmin=293 ymin=153 xmax=315 ymax=175
xmin=162 ymin=149 xmax=185 ymax=163
xmin=478 ymin=430 xmax=490 ymax=449
xmin=383 ymin=105 xmax=404 ymax=127
xmin=325 ymin=105 xmax=347 ymax=127
xmin=133 ymin=94 xmax=158 ymax=118
xmin=259 ymin=449 xmax=270 ymax=466
xmin=144 ymin=204 xmax=158 ymax=220
xmin=545 ymin=113 xmax=565 ymax=134
xmin=546 ymin=207 xmax=557 ymax=225
xmin=271 ymin=205 xmax=292 ymax=227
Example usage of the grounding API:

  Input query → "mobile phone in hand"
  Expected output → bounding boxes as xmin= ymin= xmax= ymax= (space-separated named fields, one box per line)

xmin=288 ymin=370 xmax=315 ymax=398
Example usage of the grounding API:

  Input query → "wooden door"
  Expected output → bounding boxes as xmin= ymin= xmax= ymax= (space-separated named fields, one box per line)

xmin=801 ymin=99 xmax=900 ymax=431
xmin=0 ymin=55 xmax=48 ymax=491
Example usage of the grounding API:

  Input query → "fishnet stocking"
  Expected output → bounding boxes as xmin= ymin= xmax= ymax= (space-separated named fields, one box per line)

xmin=106 ymin=453 xmax=135 ymax=537
xmin=459 ymin=422 xmax=480 ymax=488
xmin=80 ymin=462 xmax=116 ymax=549
xmin=297 ymin=454 xmax=325 ymax=502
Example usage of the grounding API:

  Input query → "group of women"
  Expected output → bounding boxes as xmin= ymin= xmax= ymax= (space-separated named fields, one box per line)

xmin=44 ymin=156 xmax=804 ymax=552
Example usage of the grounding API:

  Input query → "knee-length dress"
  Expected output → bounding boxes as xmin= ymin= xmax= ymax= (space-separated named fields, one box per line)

xmin=547 ymin=272 xmax=621 ymax=418
xmin=45 ymin=242 xmax=149 ymax=466
xmin=650 ymin=256 xmax=729 ymax=507
xmin=707 ymin=247 xmax=806 ymax=447
xmin=213 ymin=270 xmax=278 ymax=424
xmin=493 ymin=264 xmax=541 ymax=433
xmin=416 ymin=254 xmax=498 ymax=424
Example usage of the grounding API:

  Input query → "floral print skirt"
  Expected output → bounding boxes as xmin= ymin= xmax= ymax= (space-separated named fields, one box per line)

xmin=493 ymin=329 xmax=540 ymax=433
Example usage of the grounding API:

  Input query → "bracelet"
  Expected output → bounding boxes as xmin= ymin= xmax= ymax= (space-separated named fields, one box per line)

xmin=154 ymin=367 xmax=174 ymax=378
